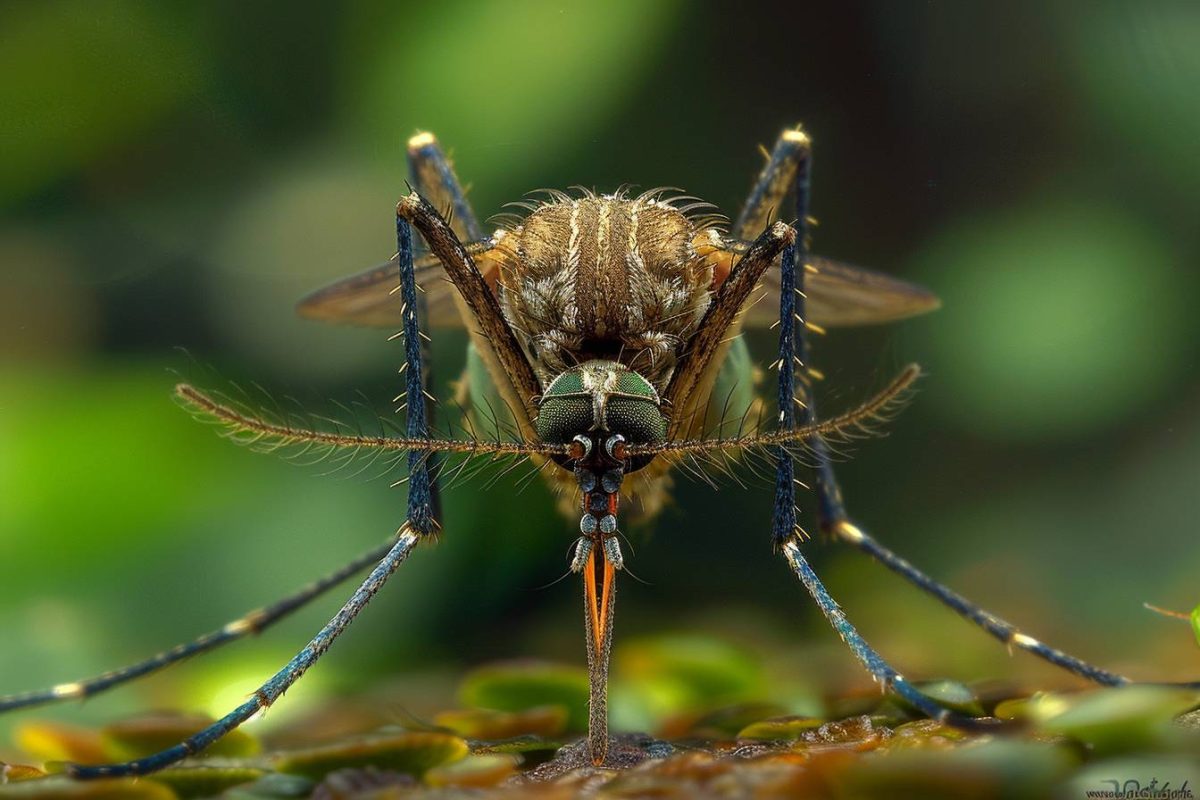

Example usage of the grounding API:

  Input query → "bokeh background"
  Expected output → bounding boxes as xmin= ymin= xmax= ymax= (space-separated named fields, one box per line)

xmin=3 ymin=0 xmax=1198 ymax=753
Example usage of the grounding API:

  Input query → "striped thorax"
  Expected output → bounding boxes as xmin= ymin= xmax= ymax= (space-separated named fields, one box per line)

xmin=494 ymin=191 xmax=722 ymax=391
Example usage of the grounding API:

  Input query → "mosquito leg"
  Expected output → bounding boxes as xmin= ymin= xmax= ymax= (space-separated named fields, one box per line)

xmin=404 ymin=131 xmax=484 ymax=529
xmin=9 ymin=213 xmax=455 ymax=726
xmin=732 ymin=125 xmax=808 ymax=241
xmin=71 ymin=201 xmax=439 ymax=779
xmin=0 ymin=539 xmax=396 ymax=714
xmin=770 ymin=131 xmax=812 ymax=551
xmin=773 ymin=245 xmax=995 ymax=727
xmin=69 ymin=528 xmax=422 ymax=779
xmin=796 ymin=341 xmax=1133 ymax=681
xmin=396 ymin=192 xmax=542 ymax=428
xmin=396 ymin=214 xmax=436 ymax=534
xmin=663 ymin=222 xmax=795 ymax=422
xmin=778 ymin=136 xmax=1171 ymax=690
xmin=781 ymin=540 xmax=999 ymax=728
xmin=827 ymin=522 xmax=1133 ymax=685
xmin=770 ymin=134 xmax=1000 ymax=727
xmin=406 ymin=132 xmax=483 ymax=243
xmin=816 ymin=477 xmax=1180 ymax=685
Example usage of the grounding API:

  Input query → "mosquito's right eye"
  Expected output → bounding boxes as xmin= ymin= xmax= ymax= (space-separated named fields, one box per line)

xmin=537 ymin=395 xmax=593 ymax=444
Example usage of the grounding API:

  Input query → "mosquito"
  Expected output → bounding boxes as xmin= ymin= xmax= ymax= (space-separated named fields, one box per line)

xmin=4 ymin=125 xmax=1192 ymax=779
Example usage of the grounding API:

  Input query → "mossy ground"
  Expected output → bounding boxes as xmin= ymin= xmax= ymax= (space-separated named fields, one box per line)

xmin=2 ymin=663 xmax=1198 ymax=800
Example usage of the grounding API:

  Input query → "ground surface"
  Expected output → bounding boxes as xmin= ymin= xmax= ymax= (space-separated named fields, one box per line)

xmin=2 ymin=667 xmax=1198 ymax=800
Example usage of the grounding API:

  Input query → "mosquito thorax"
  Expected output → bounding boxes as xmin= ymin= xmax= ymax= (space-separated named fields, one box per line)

xmin=537 ymin=360 xmax=666 ymax=472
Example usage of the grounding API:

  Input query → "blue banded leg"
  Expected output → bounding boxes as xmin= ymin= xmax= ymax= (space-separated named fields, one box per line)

xmin=0 ymin=539 xmax=396 ymax=714
xmin=7 ymin=189 xmax=451 ymax=719
xmin=828 ymin=515 xmax=1193 ymax=688
xmin=396 ymin=214 xmax=436 ymax=536
xmin=71 ymin=209 xmax=438 ymax=779
xmin=769 ymin=131 xmax=813 ymax=550
xmin=769 ymin=133 xmax=997 ymax=726
xmin=70 ymin=530 xmax=422 ymax=778
xmin=770 ymin=236 xmax=803 ymax=546
xmin=773 ymin=239 xmax=993 ymax=728
xmin=827 ymin=521 xmax=1133 ymax=686
xmin=776 ymin=138 xmax=1185 ymax=691
xmin=782 ymin=541 xmax=999 ymax=729
xmin=405 ymin=132 xmax=482 ymax=527
xmin=406 ymin=132 xmax=483 ymax=243
xmin=733 ymin=126 xmax=809 ymax=241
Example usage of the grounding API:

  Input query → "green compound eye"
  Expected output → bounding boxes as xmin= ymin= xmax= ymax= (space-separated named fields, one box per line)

xmin=604 ymin=369 xmax=665 ymax=444
xmin=536 ymin=361 xmax=668 ymax=447
xmin=615 ymin=370 xmax=658 ymax=400
xmin=536 ymin=393 xmax=593 ymax=444
xmin=604 ymin=395 xmax=666 ymax=445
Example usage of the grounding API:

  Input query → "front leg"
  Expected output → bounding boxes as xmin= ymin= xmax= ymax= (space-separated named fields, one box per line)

xmin=733 ymin=125 xmax=809 ymax=241
xmin=778 ymin=137 xmax=1194 ymax=691
xmin=779 ymin=540 xmax=1000 ymax=729
xmin=770 ymin=133 xmax=999 ymax=726
xmin=396 ymin=193 xmax=542 ymax=436
xmin=69 ymin=200 xmax=443 ymax=779
xmin=663 ymin=222 xmax=794 ymax=433
xmin=406 ymin=131 xmax=484 ymax=243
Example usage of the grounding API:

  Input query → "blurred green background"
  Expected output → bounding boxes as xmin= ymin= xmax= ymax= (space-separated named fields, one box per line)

xmin=2 ymin=0 xmax=1199 ymax=753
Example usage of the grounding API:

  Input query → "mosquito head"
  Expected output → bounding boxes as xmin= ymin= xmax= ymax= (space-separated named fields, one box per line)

xmin=537 ymin=360 xmax=666 ymax=472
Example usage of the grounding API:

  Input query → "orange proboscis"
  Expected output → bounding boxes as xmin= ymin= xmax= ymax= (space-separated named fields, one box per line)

xmin=584 ymin=550 xmax=615 ymax=657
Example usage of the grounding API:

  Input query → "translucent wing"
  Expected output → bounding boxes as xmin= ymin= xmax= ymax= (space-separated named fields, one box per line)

xmin=297 ymin=244 xmax=938 ymax=330
xmin=743 ymin=255 xmax=940 ymax=328
xmin=296 ymin=241 xmax=498 ymax=328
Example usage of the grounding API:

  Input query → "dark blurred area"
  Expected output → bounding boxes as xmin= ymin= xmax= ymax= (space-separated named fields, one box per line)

xmin=2 ymin=0 xmax=1198 ymax=747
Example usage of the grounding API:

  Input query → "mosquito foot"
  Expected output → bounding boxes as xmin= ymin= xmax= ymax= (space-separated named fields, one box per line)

xmin=518 ymin=733 xmax=674 ymax=781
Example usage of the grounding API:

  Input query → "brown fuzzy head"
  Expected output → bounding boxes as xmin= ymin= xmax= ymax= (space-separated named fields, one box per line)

xmin=493 ymin=190 xmax=723 ymax=392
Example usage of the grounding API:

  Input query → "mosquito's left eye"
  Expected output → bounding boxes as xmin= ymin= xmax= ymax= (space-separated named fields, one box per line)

xmin=604 ymin=371 xmax=666 ymax=446
xmin=604 ymin=396 xmax=666 ymax=446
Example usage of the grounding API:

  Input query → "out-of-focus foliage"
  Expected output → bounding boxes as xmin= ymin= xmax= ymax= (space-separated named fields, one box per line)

xmin=912 ymin=199 xmax=1185 ymax=440
xmin=2 ymin=0 xmax=1199 ymax=780
xmin=0 ymin=3 xmax=202 ymax=205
